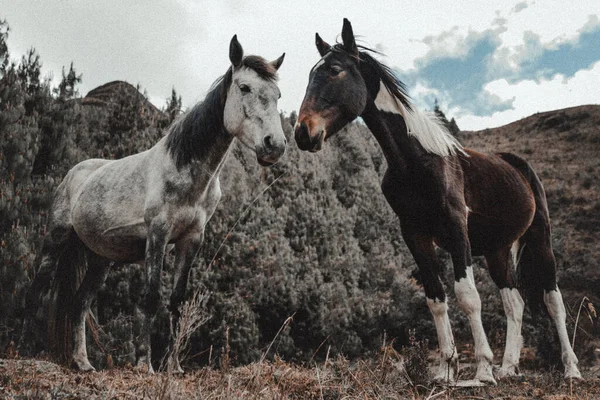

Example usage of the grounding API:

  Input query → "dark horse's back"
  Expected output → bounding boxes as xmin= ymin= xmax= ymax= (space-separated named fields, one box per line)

xmin=460 ymin=149 xmax=536 ymax=256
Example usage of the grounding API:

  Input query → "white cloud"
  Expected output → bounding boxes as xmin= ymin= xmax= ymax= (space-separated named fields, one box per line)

xmin=1 ymin=0 xmax=598 ymax=131
xmin=493 ymin=1 xmax=599 ymax=70
xmin=457 ymin=60 xmax=600 ymax=130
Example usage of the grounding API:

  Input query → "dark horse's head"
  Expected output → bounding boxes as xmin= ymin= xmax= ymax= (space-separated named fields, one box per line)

xmin=294 ymin=18 xmax=411 ymax=152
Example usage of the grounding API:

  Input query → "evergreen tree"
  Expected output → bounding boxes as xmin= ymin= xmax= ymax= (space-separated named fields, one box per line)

xmin=433 ymin=98 xmax=460 ymax=137
xmin=165 ymin=87 xmax=182 ymax=123
xmin=0 ymin=19 xmax=9 ymax=77
xmin=55 ymin=62 xmax=82 ymax=100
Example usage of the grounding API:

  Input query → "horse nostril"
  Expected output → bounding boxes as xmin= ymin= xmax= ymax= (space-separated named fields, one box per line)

xmin=295 ymin=121 xmax=313 ymax=150
xmin=296 ymin=122 xmax=309 ymax=140
xmin=263 ymin=135 xmax=273 ymax=151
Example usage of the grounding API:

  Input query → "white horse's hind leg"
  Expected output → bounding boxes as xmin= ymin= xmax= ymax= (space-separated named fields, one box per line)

xmin=454 ymin=266 xmax=496 ymax=384
xmin=497 ymin=288 xmax=524 ymax=377
xmin=168 ymin=234 xmax=203 ymax=373
xmin=544 ymin=288 xmax=582 ymax=379
xmin=71 ymin=251 xmax=111 ymax=372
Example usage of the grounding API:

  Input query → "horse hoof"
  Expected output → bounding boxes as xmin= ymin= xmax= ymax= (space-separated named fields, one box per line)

xmin=496 ymin=366 xmax=519 ymax=379
xmin=433 ymin=370 xmax=456 ymax=385
xmin=565 ymin=368 xmax=583 ymax=381
xmin=135 ymin=359 xmax=155 ymax=374
xmin=475 ymin=375 xmax=497 ymax=386
xmin=173 ymin=366 xmax=184 ymax=374
xmin=72 ymin=358 xmax=96 ymax=372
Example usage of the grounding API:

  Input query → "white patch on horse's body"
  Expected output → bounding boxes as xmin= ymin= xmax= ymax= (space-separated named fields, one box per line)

xmin=498 ymin=288 xmax=524 ymax=377
xmin=374 ymin=81 xmax=464 ymax=157
xmin=454 ymin=266 xmax=496 ymax=384
xmin=427 ymin=297 xmax=458 ymax=382
xmin=544 ymin=288 xmax=582 ymax=379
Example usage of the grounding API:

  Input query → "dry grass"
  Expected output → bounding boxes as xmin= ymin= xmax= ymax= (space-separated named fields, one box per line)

xmin=1 ymin=356 xmax=599 ymax=399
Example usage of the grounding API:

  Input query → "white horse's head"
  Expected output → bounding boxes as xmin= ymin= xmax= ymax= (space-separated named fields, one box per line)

xmin=224 ymin=36 xmax=286 ymax=166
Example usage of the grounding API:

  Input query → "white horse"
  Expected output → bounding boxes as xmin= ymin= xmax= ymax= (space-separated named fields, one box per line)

xmin=25 ymin=35 xmax=285 ymax=373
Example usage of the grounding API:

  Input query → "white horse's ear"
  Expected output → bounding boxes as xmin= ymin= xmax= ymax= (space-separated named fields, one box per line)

xmin=229 ymin=34 xmax=244 ymax=68
xmin=341 ymin=18 xmax=358 ymax=57
xmin=315 ymin=33 xmax=331 ymax=57
xmin=270 ymin=53 xmax=285 ymax=71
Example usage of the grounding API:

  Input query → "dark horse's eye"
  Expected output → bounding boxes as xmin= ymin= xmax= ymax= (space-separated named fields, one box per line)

xmin=240 ymin=84 xmax=251 ymax=93
xmin=329 ymin=66 xmax=342 ymax=77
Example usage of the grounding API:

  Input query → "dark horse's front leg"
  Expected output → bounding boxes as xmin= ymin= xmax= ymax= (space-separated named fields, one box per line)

xmin=401 ymin=231 xmax=459 ymax=383
xmin=446 ymin=223 xmax=495 ymax=385
xmin=136 ymin=218 xmax=170 ymax=374
xmin=167 ymin=232 xmax=203 ymax=373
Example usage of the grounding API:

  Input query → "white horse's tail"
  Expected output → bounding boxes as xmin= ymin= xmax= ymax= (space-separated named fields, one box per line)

xmin=45 ymin=233 xmax=87 ymax=363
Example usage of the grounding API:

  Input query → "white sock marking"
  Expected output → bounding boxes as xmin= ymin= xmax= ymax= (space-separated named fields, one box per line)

xmin=544 ymin=288 xmax=581 ymax=378
xmin=499 ymin=288 xmax=524 ymax=374
xmin=454 ymin=266 xmax=495 ymax=382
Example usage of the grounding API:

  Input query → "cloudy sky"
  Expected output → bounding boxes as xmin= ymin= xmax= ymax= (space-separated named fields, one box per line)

xmin=2 ymin=0 xmax=599 ymax=130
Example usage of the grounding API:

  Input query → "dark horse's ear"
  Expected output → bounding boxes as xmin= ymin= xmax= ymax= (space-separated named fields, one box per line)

xmin=315 ymin=33 xmax=331 ymax=57
xmin=229 ymin=34 xmax=244 ymax=68
xmin=341 ymin=18 xmax=358 ymax=57
xmin=270 ymin=53 xmax=285 ymax=71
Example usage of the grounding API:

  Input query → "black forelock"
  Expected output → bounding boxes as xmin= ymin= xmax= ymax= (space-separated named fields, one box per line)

xmin=241 ymin=55 xmax=278 ymax=82
xmin=328 ymin=43 xmax=413 ymax=111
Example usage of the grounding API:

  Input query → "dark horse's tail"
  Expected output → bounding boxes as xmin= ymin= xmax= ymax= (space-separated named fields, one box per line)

xmin=22 ymin=229 xmax=86 ymax=362
xmin=498 ymin=152 xmax=556 ymax=314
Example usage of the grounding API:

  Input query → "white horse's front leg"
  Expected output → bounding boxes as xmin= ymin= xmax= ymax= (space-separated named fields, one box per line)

xmin=136 ymin=217 xmax=170 ymax=374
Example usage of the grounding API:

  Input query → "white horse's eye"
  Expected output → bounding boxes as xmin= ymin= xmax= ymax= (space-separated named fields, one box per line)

xmin=240 ymin=84 xmax=251 ymax=93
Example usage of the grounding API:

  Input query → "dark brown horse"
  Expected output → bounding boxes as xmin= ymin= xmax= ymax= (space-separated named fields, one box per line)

xmin=294 ymin=18 xmax=581 ymax=384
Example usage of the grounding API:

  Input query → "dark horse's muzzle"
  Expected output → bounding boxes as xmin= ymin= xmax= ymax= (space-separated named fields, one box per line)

xmin=294 ymin=121 xmax=324 ymax=153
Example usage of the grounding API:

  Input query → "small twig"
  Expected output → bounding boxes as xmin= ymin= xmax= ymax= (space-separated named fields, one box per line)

xmin=206 ymin=171 xmax=287 ymax=271
xmin=308 ymin=334 xmax=331 ymax=366
xmin=426 ymin=387 xmax=448 ymax=400
xmin=315 ymin=366 xmax=325 ymax=400
xmin=260 ymin=314 xmax=295 ymax=364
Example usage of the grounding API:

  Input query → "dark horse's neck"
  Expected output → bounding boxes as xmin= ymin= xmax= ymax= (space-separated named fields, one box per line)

xmin=166 ymin=74 xmax=234 ymax=172
xmin=361 ymin=101 xmax=435 ymax=176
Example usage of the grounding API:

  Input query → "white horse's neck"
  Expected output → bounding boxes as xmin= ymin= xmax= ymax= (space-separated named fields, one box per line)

xmin=188 ymin=132 xmax=233 ymax=186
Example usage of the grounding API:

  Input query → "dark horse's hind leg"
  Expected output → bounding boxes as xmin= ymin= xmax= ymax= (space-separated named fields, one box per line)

xmin=522 ymin=222 xmax=582 ymax=379
xmin=71 ymin=250 xmax=111 ymax=371
xmin=486 ymin=245 xmax=525 ymax=378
